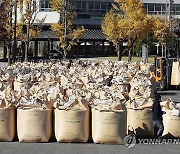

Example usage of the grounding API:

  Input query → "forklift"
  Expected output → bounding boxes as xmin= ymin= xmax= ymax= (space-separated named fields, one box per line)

xmin=152 ymin=40 xmax=180 ymax=90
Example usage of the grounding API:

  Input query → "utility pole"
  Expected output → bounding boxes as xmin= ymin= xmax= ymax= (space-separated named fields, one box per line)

xmin=166 ymin=0 xmax=174 ymax=88
xmin=62 ymin=0 xmax=74 ymax=59
xmin=13 ymin=0 xmax=17 ymax=63
xmin=64 ymin=0 xmax=67 ymax=59
xmin=168 ymin=0 xmax=173 ymax=33
xmin=166 ymin=0 xmax=174 ymax=57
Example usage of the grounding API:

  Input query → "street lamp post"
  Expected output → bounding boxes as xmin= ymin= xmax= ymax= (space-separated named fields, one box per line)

xmin=13 ymin=0 xmax=17 ymax=63
xmin=64 ymin=0 xmax=67 ymax=58
xmin=155 ymin=43 xmax=159 ymax=55
xmin=168 ymin=0 xmax=174 ymax=52
xmin=166 ymin=0 xmax=174 ymax=88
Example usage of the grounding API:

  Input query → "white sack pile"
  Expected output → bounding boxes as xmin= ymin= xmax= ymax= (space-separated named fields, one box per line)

xmin=0 ymin=67 xmax=16 ymax=141
xmin=171 ymin=61 xmax=180 ymax=86
xmin=0 ymin=60 xmax=155 ymax=110
xmin=53 ymin=87 xmax=90 ymax=142
xmin=0 ymin=66 xmax=15 ymax=108
xmin=124 ymin=64 xmax=155 ymax=137
xmin=160 ymin=98 xmax=180 ymax=116
xmin=140 ymin=62 xmax=155 ymax=72
xmin=0 ymin=60 xmax=156 ymax=143
xmin=126 ymin=69 xmax=155 ymax=110
xmin=160 ymin=99 xmax=180 ymax=138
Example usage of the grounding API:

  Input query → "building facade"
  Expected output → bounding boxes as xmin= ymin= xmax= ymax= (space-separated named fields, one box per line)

xmin=17 ymin=0 xmax=180 ymax=58
xmin=36 ymin=0 xmax=180 ymax=25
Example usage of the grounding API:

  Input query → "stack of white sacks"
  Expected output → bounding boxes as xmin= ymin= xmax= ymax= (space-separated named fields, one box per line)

xmin=0 ymin=67 xmax=15 ymax=141
xmin=0 ymin=60 xmax=157 ymax=143
xmin=125 ymin=63 xmax=155 ymax=137
xmin=160 ymin=98 xmax=180 ymax=138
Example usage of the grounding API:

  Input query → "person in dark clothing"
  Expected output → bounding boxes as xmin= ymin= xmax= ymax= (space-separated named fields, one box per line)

xmin=152 ymin=93 xmax=165 ymax=139
xmin=105 ymin=75 xmax=113 ymax=87
xmin=67 ymin=59 xmax=73 ymax=69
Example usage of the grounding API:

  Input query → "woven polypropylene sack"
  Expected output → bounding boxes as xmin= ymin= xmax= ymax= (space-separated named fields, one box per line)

xmin=17 ymin=108 xmax=52 ymax=142
xmin=54 ymin=108 xmax=89 ymax=142
xmin=92 ymin=108 xmax=126 ymax=144
xmin=163 ymin=110 xmax=180 ymax=138
xmin=0 ymin=108 xmax=15 ymax=141
xmin=127 ymin=109 xmax=154 ymax=137
xmin=171 ymin=61 xmax=180 ymax=85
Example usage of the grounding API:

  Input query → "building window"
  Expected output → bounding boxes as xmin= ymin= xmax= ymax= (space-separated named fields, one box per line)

xmin=101 ymin=2 xmax=107 ymax=10
xmin=107 ymin=2 xmax=112 ymax=10
xmin=148 ymin=4 xmax=155 ymax=14
xmin=81 ymin=1 xmax=87 ymax=12
xmin=40 ymin=0 xmax=51 ymax=12
xmin=75 ymin=1 xmax=111 ymax=15
xmin=161 ymin=4 xmax=167 ymax=14
xmin=75 ymin=1 xmax=87 ymax=12
xmin=101 ymin=2 xmax=107 ymax=13
xmin=78 ymin=14 xmax=91 ymax=19
xmin=145 ymin=3 xmax=180 ymax=15
xmin=143 ymin=4 xmax=148 ymax=13
xmin=155 ymin=4 xmax=161 ymax=13
xmin=175 ymin=5 xmax=180 ymax=15
xmin=88 ymin=1 xmax=94 ymax=12
xmin=171 ymin=5 xmax=176 ymax=15
xmin=75 ymin=1 xmax=82 ymax=12
xmin=94 ymin=2 xmax=100 ymax=12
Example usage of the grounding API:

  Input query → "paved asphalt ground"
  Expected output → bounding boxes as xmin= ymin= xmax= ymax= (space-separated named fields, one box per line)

xmin=0 ymin=62 xmax=179 ymax=154
xmin=0 ymin=142 xmax=180 ymax=154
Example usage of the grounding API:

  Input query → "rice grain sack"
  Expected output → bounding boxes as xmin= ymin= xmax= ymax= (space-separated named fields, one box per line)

xmin=127 ymin=109 xmax=153 ymax=137
xmin=92 ymin=108 xmax=126 ymax=144
xmin=163 ymin=110 xmax=180 ymax=138
xmin=140 ymin=62 xmax=155 ymax=72
xmin=118 ymin=83 xmax=130 ymax=93
xmin=17 ymin=108 xmax=52 ymax=142
xmin=14 ymin=81 xmax=34 ymax=91
xmin=0 ymin=81 xmax=13 ymax=91
xmin=13 ymin=80 xmax=23 ymax=91
xmin=171 ymin=61 xmax=180 ymax=85
xmin=54 ymin=109 xmax=89 ymax=142
xmin=0 ymin=108 xmax=15 ymax=141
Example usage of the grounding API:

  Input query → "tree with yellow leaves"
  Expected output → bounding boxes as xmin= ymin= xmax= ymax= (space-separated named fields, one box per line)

xmin=152 ymin=16 xmax=169 ymax=55
xmin=51 ymin=0 xmax=85 ymax=59
xmin=0 ymin=0 xmax=14 ymax=65
xmin=102 ymin=0 xmax=152 ymax=61
xmin=17 ymin=0 xmax=45 ymax=61
xmin=0 ymin=2 xmax=7 ymax=40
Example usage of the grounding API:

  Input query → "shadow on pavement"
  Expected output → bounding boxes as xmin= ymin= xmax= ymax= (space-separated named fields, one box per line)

xmin=158 ymin=92 xmax=178 ymax=96
xmin=0 ymin=58 xmax=8 ymax=62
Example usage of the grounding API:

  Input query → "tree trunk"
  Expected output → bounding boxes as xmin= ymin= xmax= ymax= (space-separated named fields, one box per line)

xmin=161 ymin=44 xmax=164 ymax=57
xmin=128 ymin=50 xmax=132 ymax=62
xmin=24 ymin=23 xmax=30 ymax=62
xmin=8 ymin=48 xmax=11 ymax=65
xmin=24 ymin=42 xmax=29 ymax=62
xmin=117 ymin=43 xmax=122 ymax=61
xmin=3 ymin=40 xmax=7 ymax=59
xmin=146 ymin=45 xmax=149 ymax=63
xmin=34 ymin=40 xmax=38 ymax=57
xmin=21 ymin=41 xmax=25 ymax=59
xmin=6 ymin=41 xmax=12 ymax=65
xmin=63 ymin=48 xmax=67 ymax=60
xmin=63 ymin=38 xmax=69 ymax=59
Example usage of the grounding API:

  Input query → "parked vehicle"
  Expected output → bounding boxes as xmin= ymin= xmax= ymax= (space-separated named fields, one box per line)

xmin=152 ymin=50 xmax=180 ymax=90
xmin=49 ymin=49 xmax=63 ymax=59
